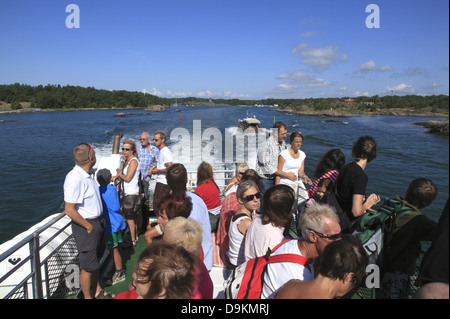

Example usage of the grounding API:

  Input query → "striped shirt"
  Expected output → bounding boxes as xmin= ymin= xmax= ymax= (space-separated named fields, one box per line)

xmin=307 ymin=170 xmax=339 ymax=198
xmin=255 ymin=137 xmax=287 ymax=179
xmin=138 ymin=144 xmax=159 ymax=182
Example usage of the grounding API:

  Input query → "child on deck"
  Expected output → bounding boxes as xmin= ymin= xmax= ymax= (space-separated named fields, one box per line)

xmin=381 ymin=178 xmax=438 ymax=299
xmin=305 ymin=178 xmax=345 ymax=226
xmin=97 ymin=168 xmax=127 ymax=286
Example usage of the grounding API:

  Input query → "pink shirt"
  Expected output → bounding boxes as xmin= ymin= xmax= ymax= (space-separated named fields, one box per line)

xmin=244 ymin=215 xmax=285 ymax=261
xmin=190 ymin=261 xmax=213 ymax=299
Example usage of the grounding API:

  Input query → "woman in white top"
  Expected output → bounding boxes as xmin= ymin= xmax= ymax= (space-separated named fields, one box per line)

xmin=115 ymin=140 xmax=141 ymax=246
xmin=227 ymin=180 xmax=261 ymax=267
xmin=275 ymin=132 xmax=311 ymax=194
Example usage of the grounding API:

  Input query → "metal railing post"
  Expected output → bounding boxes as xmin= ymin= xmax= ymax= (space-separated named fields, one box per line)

xmin=30 ymin=232 xmax=44 ymax=299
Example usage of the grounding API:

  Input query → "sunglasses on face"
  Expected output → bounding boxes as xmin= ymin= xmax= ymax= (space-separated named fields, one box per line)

xmin=307 ymin=227 xmax=341 ymax=240
xmin=243 ymin=192 xmax=262 ymax=201
xmin=122 ymin=148 xmax=131 ymax=151
xmin=153 ymin=139 xmax=159 ymax=142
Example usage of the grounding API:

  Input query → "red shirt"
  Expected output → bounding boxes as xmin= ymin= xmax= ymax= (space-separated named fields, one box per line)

xmin=195 ymin=179 xmax=221 ymax=210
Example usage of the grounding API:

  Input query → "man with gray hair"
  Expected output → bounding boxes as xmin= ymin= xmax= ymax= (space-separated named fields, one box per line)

xmin=138 ymin=131 xmax=159 ymax=230
xmin=64 ymin=143 xmax=110 ymax=299
xmin=260 ymin=202 xmax=341 ymax=299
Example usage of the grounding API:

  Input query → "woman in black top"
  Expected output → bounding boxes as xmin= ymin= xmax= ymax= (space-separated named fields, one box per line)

xmin=336 ymin=136 xmax=381 ymax=232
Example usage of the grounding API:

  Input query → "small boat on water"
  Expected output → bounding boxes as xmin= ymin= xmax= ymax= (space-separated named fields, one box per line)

xmin=238 ymin=116 xmax=261 ymax=133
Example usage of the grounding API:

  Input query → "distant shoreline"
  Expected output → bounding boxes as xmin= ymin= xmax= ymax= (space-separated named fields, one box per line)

xmin=275 ymin=106 xmax=448 ymax=118
xmin=1 ymin=104 xmax=448 ymax=118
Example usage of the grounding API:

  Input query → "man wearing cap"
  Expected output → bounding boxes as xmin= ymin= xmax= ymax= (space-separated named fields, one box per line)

xmin=64 ymin=143 xmax=110 ymax=299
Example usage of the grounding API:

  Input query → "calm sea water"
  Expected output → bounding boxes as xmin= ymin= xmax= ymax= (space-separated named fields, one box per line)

xmin=0 ymin=106 xmax=448 ymax=244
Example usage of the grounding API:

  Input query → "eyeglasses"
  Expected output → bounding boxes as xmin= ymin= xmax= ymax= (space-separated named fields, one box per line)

xmin=243 ymin=192 xmax=261 ymax=201
xmin=153 ymin=139 xmax=159 ymax=142
xmin=307 ymin=227 xmax=341 ymax=240
xmin=122 ymin=148 xmax=131 ymax=151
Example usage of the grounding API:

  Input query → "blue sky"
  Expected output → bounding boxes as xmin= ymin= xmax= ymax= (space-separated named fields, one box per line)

xmin=0 ymin=0 xmax=448 ymax=100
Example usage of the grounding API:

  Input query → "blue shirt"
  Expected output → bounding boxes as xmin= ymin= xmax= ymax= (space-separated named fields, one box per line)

xmin=138 ymin=144 xmax=159 ymax=181
xmin=99 ymin=184 xmax=126 ymax=234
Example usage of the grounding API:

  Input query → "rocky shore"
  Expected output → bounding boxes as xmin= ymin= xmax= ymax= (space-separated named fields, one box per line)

xmin=275 ymin=106 xmax=353 ymax=118
xmin=276 ymin=106 xmax=448 ymax=136
xmin=414 ymin=119 xmax=449 ymax=136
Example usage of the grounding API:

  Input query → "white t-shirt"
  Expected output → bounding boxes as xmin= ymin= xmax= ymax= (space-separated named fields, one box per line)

xmin=64 ymin=165 xmax=103 ymax=219
xmin=261 ymin=239 xmax=314 ymax=299
xmin=278 ymin=149 xmax=305 ymax=185
xmin=244 ymin=215 xmax=285 ymax=261
xmin=155 ymin=146 xmax=173 ymax=184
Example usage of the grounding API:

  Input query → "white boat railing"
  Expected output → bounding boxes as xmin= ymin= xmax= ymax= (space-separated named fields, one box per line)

xmin=0 ymin=165 xmax=235 ymax=299
xmin=0 ymin=212 xmax=88 ymax=299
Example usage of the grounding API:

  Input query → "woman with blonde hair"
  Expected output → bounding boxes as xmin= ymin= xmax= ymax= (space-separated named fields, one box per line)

xmin=115 ymin=139 xmax=141 ymax=246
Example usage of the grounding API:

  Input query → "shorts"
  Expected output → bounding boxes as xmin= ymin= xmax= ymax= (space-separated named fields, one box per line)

xmin=72 ymin=216 xmax=106 ymax=272
xmin=106 ymin=230 xmax=123 ymax=248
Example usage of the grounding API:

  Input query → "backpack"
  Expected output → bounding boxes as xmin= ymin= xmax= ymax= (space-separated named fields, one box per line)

xmin=351 ymin=197 xmax=417 ymax=267
xmin=224 ymin=239 xmax=311 ymax=299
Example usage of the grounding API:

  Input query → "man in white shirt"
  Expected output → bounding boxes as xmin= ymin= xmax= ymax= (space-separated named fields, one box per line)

xmin=261 ymin=203 xmax=342 ymax=299
xmin=150 ymin=131 xmax=173 ymax=215
xmin=255 ymin=122 xmax=297 ymax=194
xmin=64 ymin=143 xmax=109 ymax=299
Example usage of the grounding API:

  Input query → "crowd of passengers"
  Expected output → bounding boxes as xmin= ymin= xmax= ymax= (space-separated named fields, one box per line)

xmin=64 ymin=123 xmax=448 ymax=299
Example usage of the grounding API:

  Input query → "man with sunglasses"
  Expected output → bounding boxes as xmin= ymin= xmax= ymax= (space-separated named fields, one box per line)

xmin=64 ymin=143 xmax=110 ymax=299
xmin=261 ymin=202 xmax=341 ymax=299
xmin=150 ymin=131 xmax=173 ymax=216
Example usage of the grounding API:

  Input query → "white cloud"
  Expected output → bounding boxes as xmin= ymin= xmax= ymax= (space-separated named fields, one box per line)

xmin=354 ymin=91 xmax=371 ymax=97
xmin=274 ymin=70 xmax=333 ymax=95
xmin=291 ymin=43 xmax=348 ymax=71
xmin=360 ymin=60 xmax=392 ymax=72
xmin=268 ymin=83 xmax=299 ymax=95
xmin=276 ymin=71 xmax=314 ymax=84
xmin=142 ymin=88 xmax=250 ymax=98
xmin=308 ymin=77 xmax=332 ymax=88
xmin=386 ymin=83 xmax=415 ymax=94
xmin=141 ymin=88 xmax=162 ymax=96
xmin=360 ymin=60 xmax=376 ymax=71
xmin=379 ymin=65 xmax=393 ymax=72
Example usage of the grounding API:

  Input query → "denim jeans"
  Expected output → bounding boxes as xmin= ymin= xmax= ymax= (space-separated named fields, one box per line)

xmin=259 ymin=178 xmax=274 ymax=194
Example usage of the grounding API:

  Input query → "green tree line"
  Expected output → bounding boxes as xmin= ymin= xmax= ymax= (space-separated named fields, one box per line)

xmin=0 ymin=83 xmax=166 ymax=109
xmin=1 ymin=83 xmax=448 ymax=111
